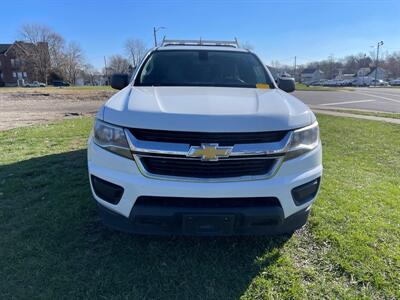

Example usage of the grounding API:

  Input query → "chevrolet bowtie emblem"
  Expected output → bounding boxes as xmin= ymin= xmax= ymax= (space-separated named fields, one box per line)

xmin=187 ymin=143 xmax=233 ymax=161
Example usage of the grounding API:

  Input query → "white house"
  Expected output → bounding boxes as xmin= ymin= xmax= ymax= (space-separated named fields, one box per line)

xmin=266 ymin=66 xmax=293 ymax=80
xmin=300 ymin=68 xmax=324 ymax=84
xmin=357 ymin=67 xmax=371 ymax=77
xmin=367 ymin=67 xmax=388 ymax=80
xmin=335 ymin=73 xmax=355 ymax=80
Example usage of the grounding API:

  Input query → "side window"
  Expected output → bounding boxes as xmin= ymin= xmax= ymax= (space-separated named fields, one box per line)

xmin=140 ymin=56 xmax=154 ymax=83
xmin=254 ymin=65 xmax=266 ymax=83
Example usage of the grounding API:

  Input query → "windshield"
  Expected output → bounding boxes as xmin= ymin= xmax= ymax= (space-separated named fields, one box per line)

xmin=135 ymin=50 xmax=274 ymax=88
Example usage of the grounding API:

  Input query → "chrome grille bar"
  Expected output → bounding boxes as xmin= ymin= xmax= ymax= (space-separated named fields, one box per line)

xmin=124 ymin=128 xmax=292 ymax=182
xmin=124 ymin=129 xmax=293 ymax=157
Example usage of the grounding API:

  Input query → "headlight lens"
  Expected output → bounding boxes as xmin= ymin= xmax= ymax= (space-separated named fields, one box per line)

xmin=93 ymin=119 xmax=132 ymax=159
xmin=287 ymin=121 xmax=319 ymax=159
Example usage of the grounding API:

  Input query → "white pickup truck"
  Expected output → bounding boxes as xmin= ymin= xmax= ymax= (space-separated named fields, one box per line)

xmin=88 ymin=39 xmax=322 ymax=235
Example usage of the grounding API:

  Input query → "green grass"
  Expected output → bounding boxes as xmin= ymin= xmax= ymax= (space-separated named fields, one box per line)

xmin=0 ymin=116 xmax=399 ymax=299
xmin=316 ymin=108 xmax=400 ymax=120
xmin=295 ymin=83 xmax=339 ymax=91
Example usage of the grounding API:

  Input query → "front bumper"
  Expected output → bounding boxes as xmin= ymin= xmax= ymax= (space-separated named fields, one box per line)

xmin=88 ymin=138 xmax=322 ymax=235
xmin=97 ymin=201 xmax=311 ymax=236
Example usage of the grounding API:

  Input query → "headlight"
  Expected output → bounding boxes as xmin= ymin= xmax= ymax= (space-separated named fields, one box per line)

xmin=93 ymin=119 xmax=132 ymax=159
xmin=286 ymin=121 xmax=319 ymax=159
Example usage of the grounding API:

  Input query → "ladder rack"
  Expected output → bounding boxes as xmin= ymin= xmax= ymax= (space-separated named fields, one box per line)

xmin=161 ymin=38 xmax=240 ymax=48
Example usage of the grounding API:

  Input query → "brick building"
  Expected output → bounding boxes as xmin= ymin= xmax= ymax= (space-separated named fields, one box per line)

xmin=0 ymin=41 xmax=49 ymax=87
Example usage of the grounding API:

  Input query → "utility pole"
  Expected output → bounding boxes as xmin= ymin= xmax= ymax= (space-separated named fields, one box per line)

xmin=362 ymin=53 xmax=366 ymax=87
xmin=294 ymin=56 xmax=297 ymax=82
xmin=153 ymin=26 xmax=166 ymax=47
xmin=153 ymin=27 xmax=157 ymax=47
xmin=374 ymin=41 xmax=384 ymax=87
xmin=103 ymin=56 xmax=108 ymax=85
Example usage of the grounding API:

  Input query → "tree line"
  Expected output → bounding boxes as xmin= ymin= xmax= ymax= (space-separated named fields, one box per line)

xmin=15 ymin=24 xmax=86 ymax=84
xmin=15 ymin=23 xmax=148 ymax=85
xmin=104 ymin=39 xmax=147 ymax=76
xmin=19 ymin=24 xmax=400 ymax=85
xmin=271 ymin=51 xmax=400 ymax=79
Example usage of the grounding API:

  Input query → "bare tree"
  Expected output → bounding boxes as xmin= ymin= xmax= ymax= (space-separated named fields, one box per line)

xmin=382 ymin=52 xmax=400 ymax=78
xmin=124 ymin=39 xmax=147 ymax=67
xmin=18 ymin=24 xmax=65 ymax=83
xmin=108 ymin=55 xmax=131 ymax=74
xmin=270 ymin=60 xmax=281 ymax=68
xmin=62 ymin=42 xmax=84 ymax=84
xmin=82 ymin=64 xmax=100 ymax=86
xmin=48 ymin=33 xmax=66 ymax=72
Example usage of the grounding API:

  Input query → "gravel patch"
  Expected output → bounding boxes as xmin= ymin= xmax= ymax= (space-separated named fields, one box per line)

xmin=0 ymin=90 xmax=114 ymax=130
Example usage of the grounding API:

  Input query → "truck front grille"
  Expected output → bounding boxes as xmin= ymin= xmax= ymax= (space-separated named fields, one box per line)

xmin=140 ymin=156 xmax=278 ymax=179
xmin=130 ymin=128 xmax=288 ymax=146
xmin=126 ymin=128 xmax=290 ymax=181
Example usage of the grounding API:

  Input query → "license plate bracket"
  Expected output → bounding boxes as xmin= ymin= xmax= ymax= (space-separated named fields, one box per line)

xmin=182 ymin=214 xmax=235 ymax=235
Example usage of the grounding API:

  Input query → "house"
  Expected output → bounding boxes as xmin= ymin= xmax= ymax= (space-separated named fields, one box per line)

xmin=94 ymin=74 xmax=109 ymax=86
xmin=367 ymin=67 xmax=388 ymax=81
xmin=335 ymin=73 xmax=355 ymax=80
xmin=267 ymin=66 xmax=293 ymax=81
xmin=0 ymin=41 xmax=49 ymax=87
xmin=356 ymin=67 xmax=371 ymax=77
xmin=300 ymin=68 xmax=324 ymax=84
xmin=334 ymin=68 xmax=355 ymax=80
xmin=0 ymin=43 xmax=29 ymax=86
xmin=1 ymin=44 xmax=21 ymax=86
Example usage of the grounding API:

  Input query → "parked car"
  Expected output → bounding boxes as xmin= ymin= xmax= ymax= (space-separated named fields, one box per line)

xmin=52 ymin=80 xmax=70 ymax=87
xmin=25 ymin=81 xmax=46 ymax=87
xmin=88 ymin=39 xmax=322 ymax=236
xmin=340 ymin=79 xmax=354 ymax=86
xmin=323 ymin=79 xmax=340 ymax=87
xmin=309 ymin=79 xmax=326 ymax=86
xmin=370 ymin=79 xmax=389 ymax=86
xmin=352 ymin=77 xmax=372 ymax=87
xmin=389 ymin=78 xmax=400 ymax=86
xmin=334 ymin=80 xmax=345 ymax=86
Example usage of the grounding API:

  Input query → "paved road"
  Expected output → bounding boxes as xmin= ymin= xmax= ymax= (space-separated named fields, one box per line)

xmin=294 ymin=88 xmax=400 ymax=113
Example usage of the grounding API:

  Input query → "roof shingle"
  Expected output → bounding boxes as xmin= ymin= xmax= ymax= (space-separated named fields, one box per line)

xmin=0 ymin=44 xmax=12 ymax=54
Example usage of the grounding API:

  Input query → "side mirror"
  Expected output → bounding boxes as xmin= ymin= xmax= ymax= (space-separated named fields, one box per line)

xmin=278 ymin=77 xmax=295 ymax=93
xmin=111 ymin=74 xmax=129 ymax=90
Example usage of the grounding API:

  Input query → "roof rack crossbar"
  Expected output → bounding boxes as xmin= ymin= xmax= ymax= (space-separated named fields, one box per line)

xmin=161 ymin=39 xmax=240 ymax=48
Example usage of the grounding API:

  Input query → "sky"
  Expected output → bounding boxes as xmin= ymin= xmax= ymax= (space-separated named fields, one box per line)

xmin=1 ymin=0 xmax=399 ymax=70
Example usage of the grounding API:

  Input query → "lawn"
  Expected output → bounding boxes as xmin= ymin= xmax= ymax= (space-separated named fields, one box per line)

xmin=295 ymin=83 xmax=339 ymax=91
xmin=316 ymin=108 xmax=400 ymax=120
xmin=0 ymin=115 xmax=399 ymax=299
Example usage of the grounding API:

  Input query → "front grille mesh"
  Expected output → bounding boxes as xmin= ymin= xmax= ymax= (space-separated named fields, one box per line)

xmin=140 ymin=157 xmax=277 ymax=178
xmin=130 ymin=128 xmax=288 ymax=145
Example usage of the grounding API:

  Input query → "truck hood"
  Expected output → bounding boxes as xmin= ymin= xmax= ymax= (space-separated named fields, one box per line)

xmin=102 ymin=86 xmax=315 ymax=132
